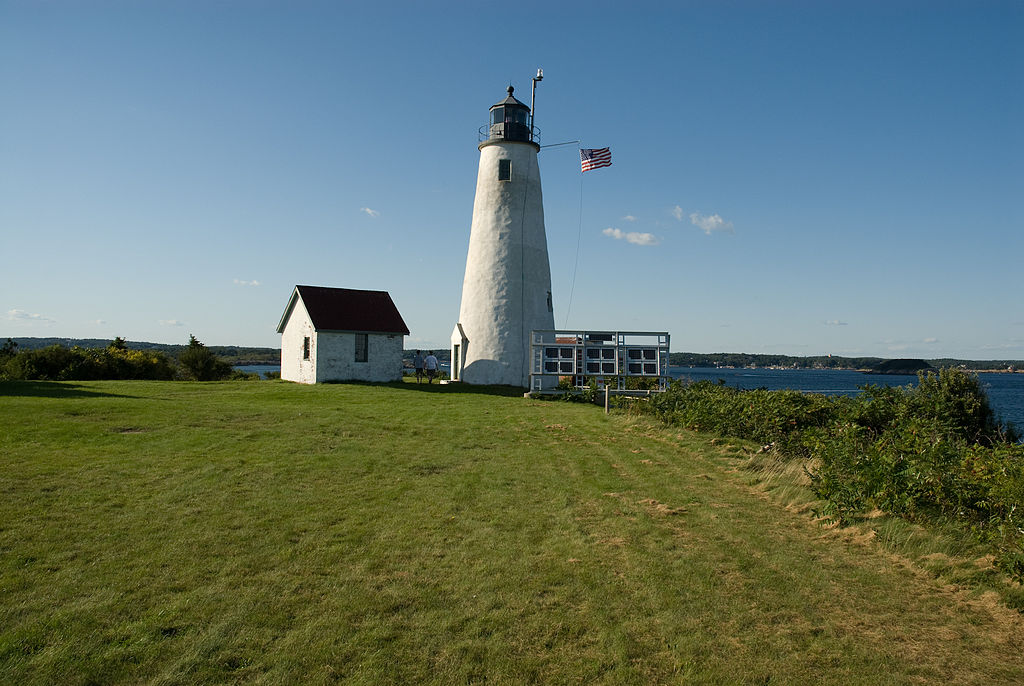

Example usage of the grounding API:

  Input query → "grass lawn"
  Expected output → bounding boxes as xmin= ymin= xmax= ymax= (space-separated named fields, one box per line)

xmin=1 ymin=379 xmax=1022 ymax=684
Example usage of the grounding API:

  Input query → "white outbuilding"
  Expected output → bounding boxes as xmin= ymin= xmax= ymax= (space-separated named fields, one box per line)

xmin=277 ymin=285 xmax=409 ymax=384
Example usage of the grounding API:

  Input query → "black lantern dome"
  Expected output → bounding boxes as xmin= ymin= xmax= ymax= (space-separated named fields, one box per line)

xmin=488 ymin=86 xmax=532 ymax=143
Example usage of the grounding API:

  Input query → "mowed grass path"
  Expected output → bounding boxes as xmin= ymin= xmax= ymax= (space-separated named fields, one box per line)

xmin=1 ymin=380 xmax=1022 ymax=684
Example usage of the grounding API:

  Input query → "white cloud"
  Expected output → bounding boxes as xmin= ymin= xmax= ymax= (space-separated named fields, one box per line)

xmin=923 ymin=337 xmax=938 ymax=344
xmin=233 ymin=279 xmax=261 ymax=287
xmin=94 ymin=319 xmax=107 ymax=325
xmin=671 ymin=205 xmax=684 ymax=221
xmin=602 ymin=227 xmax=659 ymax=246
xmin=825 ymin=320 xmax=848 ymax=326
xmin=159 ymin=319 xmax=184 ymax=327
xmin=360 ymin=207 xmax=380 ymax=218
xmin=690 ymin=212 xmax=735 ymax=235
xmin=622 ymin=215 xmax=637 ymax=222
xmin=7 ymin=309 xmax=54 ymax=323
xmin=981 ymin=341 xmax=1024 ymax=351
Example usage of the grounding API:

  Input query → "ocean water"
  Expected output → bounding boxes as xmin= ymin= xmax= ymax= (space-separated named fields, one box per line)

xmin=669 ymin=367 xmax=1024 ymax=434
xmin=234 ymin=364 xmax=280 ymax=379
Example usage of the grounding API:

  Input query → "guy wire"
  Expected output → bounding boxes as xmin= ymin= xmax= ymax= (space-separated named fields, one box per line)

xmin=564 ymin=151 xmax=584 ymax=327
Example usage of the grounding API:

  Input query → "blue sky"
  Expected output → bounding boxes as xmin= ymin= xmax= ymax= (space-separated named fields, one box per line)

xmin=2 ymin=0 xmax=1021 ymax=358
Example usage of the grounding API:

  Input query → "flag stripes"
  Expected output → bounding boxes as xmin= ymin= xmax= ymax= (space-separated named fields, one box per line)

xmin=580 ymin=147 xmax=612 ymax=172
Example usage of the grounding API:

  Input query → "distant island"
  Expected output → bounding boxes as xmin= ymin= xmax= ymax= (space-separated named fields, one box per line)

xmin=667 ymin=352 xmax=1019 ymax=373
xmin=5 ymin=338 xmax=1022 ymax=372
xmin=866 ymin=358 xmax=933 ymax=375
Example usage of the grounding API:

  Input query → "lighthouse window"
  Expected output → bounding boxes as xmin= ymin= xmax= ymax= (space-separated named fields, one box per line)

xmin=491 ymin=107 xmax=504 ymax=125
xmin=498 ymin=159 xmax=512 ymax=181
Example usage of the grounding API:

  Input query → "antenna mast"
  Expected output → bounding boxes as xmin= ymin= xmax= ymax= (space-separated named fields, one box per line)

xmin=530 ymin=68 xmax=543 ymax=141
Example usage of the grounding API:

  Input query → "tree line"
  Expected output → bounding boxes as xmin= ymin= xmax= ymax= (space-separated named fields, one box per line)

xmin=0 ymin=336 xmax=253 ymax=382
xmin=6 ymin=338 xmax=281 ymax=365
xmin=7 ymin=339 xmax=1019 ymax=372
xmin=668 ymin=352 xmax=1022 ymax=371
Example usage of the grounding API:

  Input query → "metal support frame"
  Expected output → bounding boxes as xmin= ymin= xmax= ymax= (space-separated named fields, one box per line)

xmin=528 ymin=329 xmax=671 ymax=396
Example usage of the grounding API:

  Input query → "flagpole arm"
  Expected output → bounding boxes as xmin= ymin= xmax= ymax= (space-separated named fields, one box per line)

xmin=530 ymin=68 xmax=543 ymax=141
xmin=539 ymin=140 xmax=580 ymax=149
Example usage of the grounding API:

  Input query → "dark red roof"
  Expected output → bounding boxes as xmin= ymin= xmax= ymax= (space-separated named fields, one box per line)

xmin=277 ymin=285 xmax=409 ymax=335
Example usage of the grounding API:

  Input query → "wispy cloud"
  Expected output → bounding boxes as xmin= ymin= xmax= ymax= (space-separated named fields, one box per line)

xmin=360 ymin=207 xmax=380 ymax=218
xmin=671 ymin=205 xmax=684 ymax=221
xmin=159 ymin=319 xmax=184 ymax=327
xmin=923 ymin=337 xmax=938 ymax=344
xmin=690 ymin=212 xmax=735 ymax=235
xmin=981 ymin=341 xmax=1024 ymax=351
xmin=622 ymin=215 xmax=637 ymax=222
xmin=233 ymin=279 xmax=261 ymax=287
xmin=7 ymin=309 xmax=54 ymax=323
xmin=94 ymin=319 xmax=107 ymax=325
xmin=825 ymin=320 xmax=848 ymax=326
xmin=603 ymin=227 xmax=659 ymax=246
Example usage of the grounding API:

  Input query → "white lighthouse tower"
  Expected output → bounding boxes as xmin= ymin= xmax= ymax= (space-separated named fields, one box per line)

xmin=451 ymin=78 xmax=555 ymax=387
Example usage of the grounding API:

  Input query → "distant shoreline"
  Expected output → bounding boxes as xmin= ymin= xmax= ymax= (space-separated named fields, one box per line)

xmin=6 ymin=338 xmax=1022 ymax=373
xmin=671 ymin=365 xmax=1022 ymax=374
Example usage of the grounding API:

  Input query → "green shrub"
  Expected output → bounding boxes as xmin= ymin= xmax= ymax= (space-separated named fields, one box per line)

xmin=0 ymin=338 xmax=18 ymax=366
xmin=1 ymin=341 xmax=174 ymax=381
xmin=178 ymin=335 xmax=233 ymax=381
xmin=644 ymin=380 xmax=843 ymax=455
xmin=635 ymin=368 xmax=1024 ymax=582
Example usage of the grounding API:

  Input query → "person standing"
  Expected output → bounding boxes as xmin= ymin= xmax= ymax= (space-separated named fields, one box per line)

xmin=424 ymin=351 xmax=439 ymax=383
xmin=413 ymin=350 xmax=425 ymax=383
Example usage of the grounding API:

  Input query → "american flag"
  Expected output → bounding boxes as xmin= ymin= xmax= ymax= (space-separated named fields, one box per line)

xmin=580 ymin=147 xmax=612 ymax=172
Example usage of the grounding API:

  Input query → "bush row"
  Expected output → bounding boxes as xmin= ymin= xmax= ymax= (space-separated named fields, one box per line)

xmin=634 ymin=368 xmax=1024 ymax=581
xmin=0 ymin=337 xmax=253 ymax=382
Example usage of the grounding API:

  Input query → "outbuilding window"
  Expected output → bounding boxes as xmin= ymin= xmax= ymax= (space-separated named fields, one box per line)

xmin=354 ymin=334 xmax=368 ymax=362
xmin=303 ymin=337 xmax=310 ymax=360
xmin=498 ymin=159 xmax=511 ymax=181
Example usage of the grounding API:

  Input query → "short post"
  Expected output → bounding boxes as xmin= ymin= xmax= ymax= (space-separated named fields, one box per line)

xmin=604 ymin=386 xmax=610 ymax=414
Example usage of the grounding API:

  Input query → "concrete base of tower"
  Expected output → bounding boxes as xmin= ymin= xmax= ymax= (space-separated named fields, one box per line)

xmin=450 ymin=322 xmax=534 ymax=387
xmin=460 ymin=358 xmax=521 ymax=386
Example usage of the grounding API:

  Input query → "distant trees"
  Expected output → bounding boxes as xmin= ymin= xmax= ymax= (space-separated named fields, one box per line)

xmin=0 ymin=335 xmax=241 ymax=382
xmin=178 ymin=335 xmax=233 ymax=381
xmin=1 ymin=338 xmax=18 ymax=362
xmin=668 ymin=352 xmax=885 ymax=370
xmin=0 ymin=338 xmax=175 ymax=381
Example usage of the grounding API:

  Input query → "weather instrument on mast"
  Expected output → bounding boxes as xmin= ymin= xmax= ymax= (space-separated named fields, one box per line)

xmin=530 ymin=68 xmax=543 ymax=140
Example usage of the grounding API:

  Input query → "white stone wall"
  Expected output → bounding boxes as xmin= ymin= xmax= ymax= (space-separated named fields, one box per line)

xmin=315 ymin=331 xmax=405 ymax=383
xmin=280 ymin=299 xmax=317 ymax=384
xmin=455 ymin=139 xmax=555 ymax=386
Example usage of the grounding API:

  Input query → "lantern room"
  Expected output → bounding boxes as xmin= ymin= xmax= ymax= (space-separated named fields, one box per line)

xmin=487 ymin=86 xmax=533 ymax=143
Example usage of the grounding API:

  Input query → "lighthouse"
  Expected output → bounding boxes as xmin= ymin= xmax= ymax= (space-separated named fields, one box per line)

xmin=451 ymin=78 xmax=555 ymax=387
